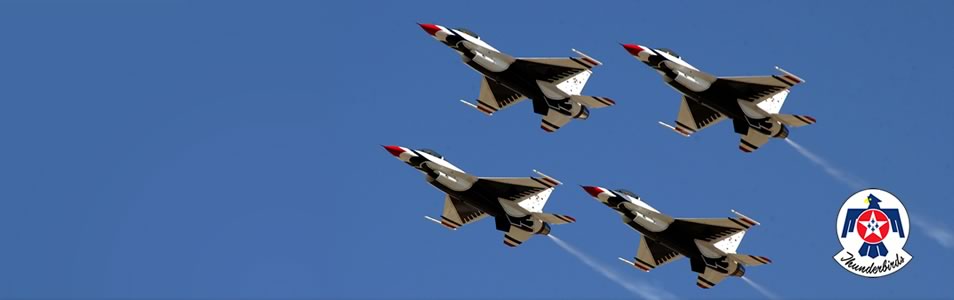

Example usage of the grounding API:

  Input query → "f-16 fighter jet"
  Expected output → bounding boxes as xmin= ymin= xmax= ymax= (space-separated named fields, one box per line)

xmin=419 ymin=23 xmax=616 ymax=132
xmin=383 ymin=145 xmax=575 ymax=247
xmin=581 ymin=186 xmax=771 ymax=289
xmin=622 ymin=43 xmax=815 ymax=152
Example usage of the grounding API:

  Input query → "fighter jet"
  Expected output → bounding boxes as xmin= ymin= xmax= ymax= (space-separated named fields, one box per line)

xmin=383 ymin=145 xmax=575 ymax=247
xmin=581 ymin=185 xmax=771 ymax=289
xmin=419 ymin=23 xmax=616 ymax=132
xmin=622 ymin=43 xmax=815 ymax=152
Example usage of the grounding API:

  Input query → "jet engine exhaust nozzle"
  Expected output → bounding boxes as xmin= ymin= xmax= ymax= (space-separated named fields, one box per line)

xmin=773 ymin=125 xmax=790 ymax=139
xmin=731 ymin=264 xmax=746 ymax=277
xmin=537 ymin=222 xmax=552 ymax=236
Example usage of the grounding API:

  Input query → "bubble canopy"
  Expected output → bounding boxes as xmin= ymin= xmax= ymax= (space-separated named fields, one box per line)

xmin=615 ymin=189 xmax=639 ymax=199
xmin=454 ymin=28 xmax=479 ymax=39
xmin=656 ymin=48 xmax=680 ymax=58
xmin=418 ymin=148 xmax=444 ymax=159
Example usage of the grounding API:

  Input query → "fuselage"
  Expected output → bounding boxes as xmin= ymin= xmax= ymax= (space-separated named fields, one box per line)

xmin=623 ymin=44 xmax=787 ymax=136
xmin=383 ymin=145 xmax=544 ymax=232
xmin=391 ymin=146 xmax=508 ymax=219
xmin=420 ymin=24 xmax=583 ymax=117
xmin=582 ymin=186 xmax=740 ymax=274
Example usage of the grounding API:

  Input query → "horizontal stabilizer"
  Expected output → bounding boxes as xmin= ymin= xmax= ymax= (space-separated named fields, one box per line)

xmin=696 ymin=267 xmax=728 ymax=289
xmin=738 ymin=128 xmax=770 ymax=153
xmin=541 ymin=108 xmax=572 ymax=133
xmin=503 ymin=225 xmax=534 ymax=247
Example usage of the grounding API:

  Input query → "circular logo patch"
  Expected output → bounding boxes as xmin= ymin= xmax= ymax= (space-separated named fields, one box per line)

xmin=834 ymin=189 xmax=911 ymax=277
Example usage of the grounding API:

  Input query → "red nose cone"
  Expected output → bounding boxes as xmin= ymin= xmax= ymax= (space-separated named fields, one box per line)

xmin=418 ymin=23 xmax=441 ymax=36
xmin=581 ymin=186 xmax=605 ymax=197
xmin=382 ymin=145 xmax=406 ymax=157
xmin=622 ymin=44 xmax=644 ymax=56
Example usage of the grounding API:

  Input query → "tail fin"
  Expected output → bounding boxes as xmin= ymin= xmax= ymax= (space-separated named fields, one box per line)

xmin=728 ymin=253 xmax=773 ymax=266
xmin=570 ymin=95 xmax=616 ymax=109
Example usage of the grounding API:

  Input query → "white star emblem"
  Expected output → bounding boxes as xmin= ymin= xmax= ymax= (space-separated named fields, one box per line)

xmin=862 ymin=212 xmax=888 ymax=240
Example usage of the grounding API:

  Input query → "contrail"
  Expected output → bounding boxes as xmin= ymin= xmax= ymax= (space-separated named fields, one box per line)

xmin=911 ymin=215 xmax=954 ymax=249
xmin=783 ymin=138 xmax=867 ymax=190
xmin=547 ymin=235 xmax=676 ymax=300
xmin=784 ymin=139 xmax=954 ymax=250
xmin=741 ymin=276 xmax=781 ymax=300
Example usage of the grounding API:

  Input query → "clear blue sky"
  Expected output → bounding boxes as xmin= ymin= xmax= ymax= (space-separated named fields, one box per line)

xmin=1 ymin=0 xmax=952 ymax=298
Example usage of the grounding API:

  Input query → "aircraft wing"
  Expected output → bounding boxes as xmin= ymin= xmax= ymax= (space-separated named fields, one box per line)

xmin=631 ymin=236 xmax=683 ymax=272
xmin=715 ymin=69 xmax=804 ymax=104
xmin=436 ymin=195 xmax=488 ymax=230
xmin=669 ymin=216 xmax=758 ymax=243
xmin=671 ymin=96 xmax=726 ymax=136
xmin=474 ymin=175 xmax=561 ymax=202
xmin=513 ymin=54 xmax=601 ymax=84
xmin=472 ymin=77 xmax=527 ymax=115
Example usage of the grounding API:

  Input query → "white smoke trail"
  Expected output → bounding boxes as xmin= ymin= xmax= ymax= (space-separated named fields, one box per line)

xmin=740 ymin=276 xmax=781 ymax=300
xmin=547 ymin=235 xmax=677 ymax=300
xmin=783 ymin=138 xmax=867 ymax=190
xmin=911 ymin=215 xmax=954 ymax=249
xmin=784 ymin=139 xmax=954 ymax=250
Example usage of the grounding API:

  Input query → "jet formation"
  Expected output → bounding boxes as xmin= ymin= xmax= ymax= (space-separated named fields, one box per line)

xmin=384 ymin=24 xmax=819 ymax=289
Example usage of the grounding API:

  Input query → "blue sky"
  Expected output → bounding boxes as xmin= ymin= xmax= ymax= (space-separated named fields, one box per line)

xmin=1 ymin=0 xmax=952 ymax=298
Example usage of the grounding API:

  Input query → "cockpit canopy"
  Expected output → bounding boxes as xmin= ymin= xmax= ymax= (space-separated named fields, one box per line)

xmin=656 ymin=48 xmax=680 ymax=59
xmin=419 ymin=148 xmax=444 ymax=159
xmin=454 ymin=28 xmax=479 ymax=39
xmin=615 ymin=189 xmax=640 ymax=199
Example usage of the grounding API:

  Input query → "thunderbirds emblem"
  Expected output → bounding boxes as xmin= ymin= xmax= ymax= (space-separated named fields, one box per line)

xmin=834 ymin=189 xmax=911 ymax=277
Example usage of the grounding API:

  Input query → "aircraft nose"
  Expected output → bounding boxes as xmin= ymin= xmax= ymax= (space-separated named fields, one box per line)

xmin=382 ymin=145 xmax=406 ymax=157
xmin=418 ymin=23 xmax=441 ymax=36
xmin=581 ymin=185 xmax=606 ymax=198
xmin=621 ymin=43 xmax=645 ymax=56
